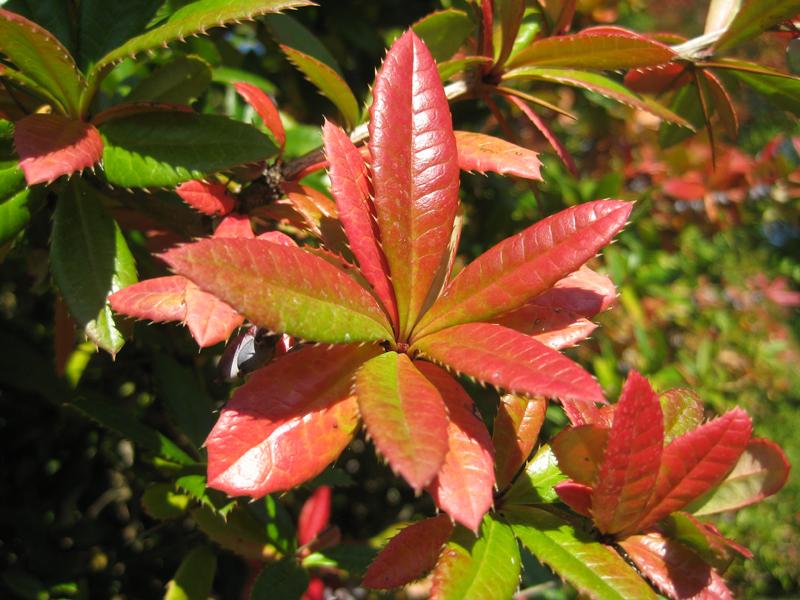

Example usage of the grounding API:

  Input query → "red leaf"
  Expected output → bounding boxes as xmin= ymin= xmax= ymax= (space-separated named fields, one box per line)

xmin=362 ymin=515 xmax=454 ymax=589
xmin=551 ymin=424 xmax=609 ymax=485
xmin=370 ymin=30 xmax=460 ymax=339
xmin=554 ymin=481 xmax=593 ymax=516
xmin=356 ymin=352 xmax=449 ymax=491
xmin=14 ymin=114 xmax=102 ymax=185
xmin=206 ymin=344 xmax=378 ymax=497
xmin=176 ymin=180 xmax=236 ymax=216
xmin=534 ymin=267 xmax=617 ymax=317
xmin=257 ymin=230 xmax=297 ymax=246
xmin=109 ymin=276 xmax=244 ymax=348
xmin=214 ymin=213 xmax=254 ymax=238
xmin=620 ymin=533 xmax=733 ymax=600
xmin=454 ymin=131 xmax=542 ymax=180
xmin=591 ymin=371 xmax=664 ymax=535
xmin=493 ymin=395 xmax=547 ymax=490
xmin=161 ymin=238 xmax=393 ymax=344
xmin=302 ymin=578 xmax=325 ymax=600
xmin=632 ymin=409 xmax=752 ymax=532
xmin=323 ymin=121 xmax=398 ymax=330
xmin=702 ymin=71 xmax=738 ymax=139
xmin=624 ymin=63 xmax=692 ymax=95
xmin=297 ymin=486 xmax=331 ymax=546
xmin=411 ymin=322 xmax=605 ymax=405
xmin=417 ymin=362 xmax=495 ymax=531
xmin=234 ymin=82 xmax=286 ymax=149
xmin=414 ymin=201 xmax=631 ymax=337
xmin=504 ymin=93 xmax=577 ymax=176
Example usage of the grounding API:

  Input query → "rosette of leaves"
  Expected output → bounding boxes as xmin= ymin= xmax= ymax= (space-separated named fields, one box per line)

xmin=114 ymin=30 xmax=631 ymax=531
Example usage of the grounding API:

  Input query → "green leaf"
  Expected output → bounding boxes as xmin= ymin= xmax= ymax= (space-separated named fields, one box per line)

xmin=658 ymin=84 xmax=705 ymax=148
xmin=412 ymin=9 xmax=474 ymax=63
xmin=261 ymin=495 xmax=297 ymax=554
xmin=251 ymin=559 xmax=309 ymax=600
xmin=51 ymin=179 xmax=137 ymax=355
xmin=0 ymin=9 xmax=85 ymax=115
xmin=191 ymin=505 xmax=273 ymax=561
xmin=127 ymin=55 xmax=212 ymax=104
xmin=280 ymin=45 xmax=360 ymax=128
xmin=175 ymin=474 xmax=236 ymax=516
xmin=727 ymin=68 xmax=800 ymax=115
xmin=302 ymin=544 xmax=378 ymax=576
xmin=3 ymin=0 xmax=75 ymax=53
xmin=437 ymin=56 xmax=492 ymax=81
xmin=71 ymin=394 xmax=195 ymax=465
xmin=165 ymin=546 xmax=217 ymax=600
xmin=100 ymin=112 xmax=277 ymax=187
xmin=493 ymin=0 xmax=525 ymax=69
xmin=501 ymin=444 xmax=567 ymax=506
xmin=78 ymin=0 xmax=164 ymax=71
xmin=431 ymin=516 xmax=521 ymax=600
xmin=505 ymin=506 xmax=658 ymax=599
xmin=0 ymin=159 xmax=40 ymax=245
xmin=141 ymin=483 xmax=191 ymax=520
xmin=714 ymin=0 xmax=800 ymax=52
xmin=153 ymin=354 xmax=214 ymax=450
xmin=265 ymin=13 xmax=343 ymax=74
xmin=660 ymin=388 xmax=705 ymax=444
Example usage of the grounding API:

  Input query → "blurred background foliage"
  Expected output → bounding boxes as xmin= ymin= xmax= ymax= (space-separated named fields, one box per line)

xmin=0 ymin=0 xmax=797 ymax=598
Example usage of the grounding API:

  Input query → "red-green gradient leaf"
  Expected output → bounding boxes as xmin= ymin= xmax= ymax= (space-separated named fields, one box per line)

xmin=356 ymin=352 xmax=449 ymax=492
xmin=703 ymin=71 xmax=738 ymax=139
xmin=660 ymin=512 xmax=752 ymax=569
xmin=14 ymin=114 xmax=102 ymax=185
xmin=507 ymin=31 xmax=675 ymax=70
xmin=493 ymin=394 xmax=547 ymax=490
xmin=688 ymin=438 xmax=790 ymax=517
xmin=660 ymin=389 xmax=705 ymax=444
xmin=431 ymin=516 xmax=521 ymax=600
xmin=162 ymin=238 xmax=393 ymax=344
xmin=552 ymin=425 xmax=609 ymax=485
xmin=234 ymin=81 xmax=286 ymax=149
xmin=620 ymin=533 xmax=733 ymax=600
xmin=297 ymin=485 xmax=331 ymax=546
xmin=206 ymin=344 xmax=378 ymax=497
xmin=362 ymin=515 xmax=453 ymax=589
xmin=554 ymin=481 xmax=593 ymax=516
xmin=412 ymin=322 xmax=604 ymax=405
xmin=632 ymin=408 xmax=752 ymax=532
xmin=370 ymin=30 xmax=460 ymax=340
xmin=175 ymin=180 xmax=235 ymax=216
xmin=454 ymin=131 xmax=542 ymax=181
xmin=505 ymin=506 xmax=657 ymax=600
xmin=214 ymin=214 xmax=255 ymax=239
xmin=414 ymin=201 xmax=632 ymax=338
xmin=323 ymin=121 xmax=398 ymax=330
xmin=591 ymin=371 xmax=664 ymax=535
xmin=417 ymin=362 xmax=495 ymax=531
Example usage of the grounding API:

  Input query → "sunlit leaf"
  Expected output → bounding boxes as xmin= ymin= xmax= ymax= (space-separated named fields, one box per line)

xmin=552 ymin=424 xmax=609 ymax=485
xmin=165 ymin=546 xmax=216 ymax=600
xmin=235 ymin=81 xmax=286 ymax=149
xmin=455 ymin=130 xmax=542 ymax=180
xmin=493 ymin=395 xmax=547 ymax=490
xmin=175 ymin=180 xmax=235 ymax=215
xmin=714 ymin=0 xmax=800 ymax=52
xmin=502 ymin=444 xmax=567 ymax=506
xmin=412 ymin=9 xmax=474 ymax=63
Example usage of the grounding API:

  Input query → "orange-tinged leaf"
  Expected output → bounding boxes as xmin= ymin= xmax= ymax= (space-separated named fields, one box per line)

xmin=234 ymin=81 xmax=286 ymax=149
xmin=213 ymin=213 xmax=254 ymax=239
xmin=591 ymin=371 xmax=664 ymax=535
xmin=632 ymin=408 xmax=752 ymax=533
xmin=417 ymin=362 xmax=495 ymax=531
xmin=162 ymin=238 xmax=393 ymax=344
xmin=297 ymin=486 xmax=331 ymax=546
xmin=176 ymin=180 xmax=235 ymax=216
xmin=370 ymin=30 xmax=460 ymax=340
xmin=182 ymin=284 xmax=245 ymax=347
xmin=323 ymin=121 xmax=398 ymax=330
xmin=493 ymin=395 xmax=547 ymax=490
xmin=414 ymin=201 xmax=632 ymax=338
xmin=362 ymin=515 xmax=453 ymax=589
xmin=206 ymin=344 xmax=378 ymax=497
xmin=14 ymin=114 xmax=102 ymax=185
xmin=411 ymin=322 xmax=605 ymax=405
xmin=620 ymin=533 xmax=733 ymax=600
xmin=454 ymin=131 xmax=542 ymax=180
xmin=552 ymin=424 xmax=609 ymax=485
xmin=356 ymin=352 xmax=449 ymax=492
xmin=554 ymin=481 xmax=593 ymax=516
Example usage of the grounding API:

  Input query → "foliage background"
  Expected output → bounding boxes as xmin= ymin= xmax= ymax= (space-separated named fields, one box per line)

xmin=0 ymin=0 xmax=797 ymax=598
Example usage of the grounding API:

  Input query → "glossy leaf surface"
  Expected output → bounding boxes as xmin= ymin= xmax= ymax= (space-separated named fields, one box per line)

xmin=418 ymin=362 xmax=494 ymax=531
xmin=370 ymin=30 xmax=460 ymax=339
xmin=175 ymin=180 xmax=235 ymax=215
xmin=355 ymin=352 xmax=449 ymax=491
xmin=362 ymin=515 xmax=453 ymax=589
xmin=414 ymin=201 xmax=632 ymax=337
xmin=234 ymin=81 xmax=286 ymax=148
xmin=100 ymin=112 xmax=277 ymax=187
xmin=14 ymin=114 xmax=103 ymax=185
xmin=323 ymin=121 xmax=397 ymax=329
xmin=411 ymin=9 xmax=473 ymax=63
xmin=206 ymin=344 xmax=376 ymax=497
xmin=555 ymin=481 xmax=593 ymax=516
xmin=552 ymin=425 xmax=609 ymax=485
xmin=431 ymin=517 xmax=520 ymax=600
xmin=502 ymin=444 xmax=567 ymax=506
xmin=506 ymin=506 xmax=658 ymax=600
xmin=162 ymin=238 xmax=393 ymax=344
xmin=660 ymin=389 xmax=705 ymax=444
xmin=689 ymin=438 xmax=790 ymax=516
xmin=454 ymin=131 xmax=542 ymax=180
xmin=413 ymin=322 xmax=604 ymax=404
xmin=493 ymin=394 xmax=547 ymax=490
xmin=591 ymin=371 xmax=664 ymax=535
